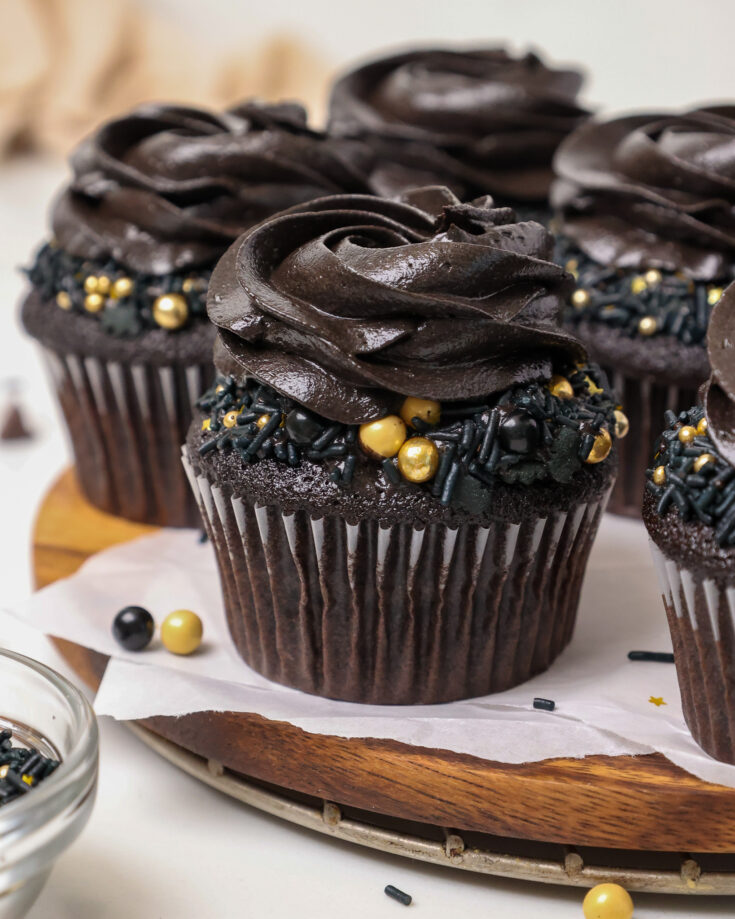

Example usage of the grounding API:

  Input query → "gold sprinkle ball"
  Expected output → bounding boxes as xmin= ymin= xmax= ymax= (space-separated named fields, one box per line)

xmin=152 ymin=293 xmax=188 ymax=330
xmin=95 ymin=275 xmax=111 ymax=295
xmin=708 ymin=286 xmax=723 ymax=306
xmin=548 ymin=375 xmax=574 ymax=400
xmin=223 ymin=410 xmax=241 ymax=428
xmin=693 ymin=453 xmax=715 ymax=473
xmin=678 ymin=425 xmax=697 ymax=444
xmin=215 ymin=384 xmax=224 ymax=393
xmin=84 ymin=292 xmax=105 ymax=314
xmin=565 ymin=258 xmax=579 ymax=276
xmin=637 ymin=315 xmax=658 ymax=336
xmin=397 ymin=437 xmax=439 ymax=483
xmin=571 ymin=288 xmax=591 ymax=309
xmin=652 ymin=465 xmax=666 ymax=485
xmin=630 ymin=276 xmax=647 ymax=295
xmin=161 ymin=609 xmax=203 ymax=656
xmin=83 ymin=275 xmax=99 ymax=294
xmin=110 ymin=277 xmax=134 ymax=299
xmin=55 ymin=291 xmax=72 ymax=310
xmin=182 ymin=277 xmax=197 ymax=293
xmin=697 ymin=416 xmax=709 ymax=435
xmin=585 ymin=428 xmax=612 ymax=464
xmin=359 ymin=415 xmax=406 ymax=459
xmin=582 ymin=882 xmax=634 ymax=919
xmin=613 ymin=409 xmax=629 ymax=439
xmin=400 ymin=396 xmax=441 ymax=428
xmin=256 ymin=413 xmax=270 ymax=430
xmin=643 ymin=268 xmax=662 ymax=287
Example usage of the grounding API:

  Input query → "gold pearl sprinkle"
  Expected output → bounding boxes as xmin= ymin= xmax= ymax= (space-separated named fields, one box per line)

xmin=397 ymin=437 xmax=439 ymax=483
xmin=694 ymin=453 xmax=715 ymax=473
xmin=571 ymin=288 xmax=591 ymax=309
xmin=84 ymin=292 xmax=105 ymax=313
xmin=565 ymin=258 xmax=579 ymax=273
xmin=548 ymin=375 xmax=574 ymax=400
xmin=359 ymin=415 xmax=407 ymax=459
xmin=83 ymin=275 xmax=99 ymax=294
xmin=152 ymin=293 xmax=188 ymax=330
xmin=182 ymin=277 xmax=197 ymax=293
xmin=160 ymin=609 xmax=203 ymax=656
xmin=96 ymin=275 xmax=111 ymax=295
xmin=55 ymin=291 xmax=72 ymax=310
xmin=0 ymin=765 xmax=8 ymax=779
xmin=678 ymin=425 xmax=697 ymax=444
xmin=110 ymin=277 xmax=134 ymax=299
xmin=400 ymin=396 xmax=441 ymax=428
xmin=644 ymin=268 xmax=663 ymax=287
xmin=708 ymin=286 xmax=723 ymax=306
xmin=614 ymin=409 xmax=630 ymax=439
xmin=201 ymin=418 xmax=211 ymax=431
xmin=630 ymin=276 xmax=648 ymax=295
xmin=697 ymin=417 xmax=709 ymax=435
xmin=585 ymin=428 xmax=612 ymax=464
xmin=215 ymin=384 xmax=224 ymax=394
xmin=256 ymin=414 xmax=270 ymax=430
xmin=652 ymin=465 xmax=666 ymax=485
xmin=638 ymin=315 xmax=658 ymax=336
xmin=223 ymin=410 xmax=241 ymax=428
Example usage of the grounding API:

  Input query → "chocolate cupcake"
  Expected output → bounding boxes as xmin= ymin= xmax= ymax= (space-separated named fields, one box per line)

xmin=184 ymin=187 xmax=621 ymax=704
xmin=644 ymin=285 xmax=735 ymax=763
xmin=328 ymin=47 xmax=590 ymax=214
xmin=22 ymin=101 xmax=372 ymax=526
xmin=553 ymin=107 xmax=735 ymax=517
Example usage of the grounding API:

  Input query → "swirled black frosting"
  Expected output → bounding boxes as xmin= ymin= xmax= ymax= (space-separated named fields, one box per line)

xmin=328 ymin=48 xmax=590 ymax=203
xmin=553 ymin=107 xmax=735 ymax=280
xmin=52 ymin=101 xmax=373 ymax=275
xmin=207 ymin=186 xmax=584 ymax=424
xmin=704 ymin=283 xmax=735 ymax=464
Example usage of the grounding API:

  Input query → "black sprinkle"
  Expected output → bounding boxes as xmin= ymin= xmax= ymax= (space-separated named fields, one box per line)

xmin=533 ymin=698 xmax=556 ymax=711
xmin=384 ymin=885 xmax=412 ymax=906
xmin=628 ymin=650 xmax=675 ymax=663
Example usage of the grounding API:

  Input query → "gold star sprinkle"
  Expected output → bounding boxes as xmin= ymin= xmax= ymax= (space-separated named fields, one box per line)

xmin=649 ymin=696 xmax=667 ymax=707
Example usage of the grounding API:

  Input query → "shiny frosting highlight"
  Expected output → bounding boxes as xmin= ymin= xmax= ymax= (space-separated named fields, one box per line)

xmin=328 ymin=48 xmax=589 ymax=203
xmin=704 ymin=283 xmax=735 ymax=464
xmin=52 ymin=101 xmax=373 ymax=275
xmin=554 ymin=107 xmax=735 ymax=280
xmin=208 ymin=187 xmax=584 ymax=424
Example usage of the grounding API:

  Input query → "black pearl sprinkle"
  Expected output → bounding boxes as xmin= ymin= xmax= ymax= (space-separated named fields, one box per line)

xmin=112 ymin=606 xmax=155 ymax=651
xmin=498 ymin=411 xmax=539 ymax=454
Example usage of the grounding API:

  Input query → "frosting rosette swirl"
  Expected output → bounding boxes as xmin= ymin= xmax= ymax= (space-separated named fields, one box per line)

xmin=208 ymin=187 xmax=584 ymax=424
xmin=328 ymin=48 xmax=589 ymax=203
xmin=553 ymin=107 xmax=735 ymax=280
xmin=704 ymin=283 xmax=735 ymax=464
xmin=52 ymin=101 xmax=372 ymax=275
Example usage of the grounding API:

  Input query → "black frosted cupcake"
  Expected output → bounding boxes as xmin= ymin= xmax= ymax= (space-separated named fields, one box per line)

xmin=184 ymin=187 xmax=621 ymax=704
xmin=328 ymin=47 xmax=590 ymax=214
xmin=22 ymin=101 xmax=372 ymax=527
xmin=644 ymin=286 xmax=735 ymax=763
xmin=553 ymin=107 xmax=735 ymax=517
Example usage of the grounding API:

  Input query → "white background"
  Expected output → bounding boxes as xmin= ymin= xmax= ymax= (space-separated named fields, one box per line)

xmin=2 ymin=1 xmax=735 ymax=914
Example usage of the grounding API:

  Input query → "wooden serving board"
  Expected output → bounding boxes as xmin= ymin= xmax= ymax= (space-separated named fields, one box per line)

xmin=34 ymin=470 xmax=735 ymax=855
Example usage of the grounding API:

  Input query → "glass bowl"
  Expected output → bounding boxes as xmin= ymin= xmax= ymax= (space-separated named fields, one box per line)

xmin=0 ymin=649 xmax=98 ymax=918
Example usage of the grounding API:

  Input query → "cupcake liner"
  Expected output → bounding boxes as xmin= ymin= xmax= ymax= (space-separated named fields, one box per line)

xmin=184 ymin=449 xmax=611 ymax=704
xmin=42 ymin=346 xmax=211 ymax=527
xmin=649 ymin=540 xmax=735 ymax=764
xmin=605 ymin=367 xmax=698 ymax=519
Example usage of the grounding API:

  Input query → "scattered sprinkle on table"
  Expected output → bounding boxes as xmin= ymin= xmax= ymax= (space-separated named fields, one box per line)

xmin=649 ymin=696 xmax=667 ymax=707
xmin=533 ymin=698 xmax=556 ymax=711
xmin=384 ymin=885 xmax=412 ymax=906
xmin=628 ymin=650 xmax=674 ymax=663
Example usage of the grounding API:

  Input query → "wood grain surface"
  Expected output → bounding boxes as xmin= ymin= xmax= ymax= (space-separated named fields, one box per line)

xmin=34 ymin=469 xmax=735 ymax=852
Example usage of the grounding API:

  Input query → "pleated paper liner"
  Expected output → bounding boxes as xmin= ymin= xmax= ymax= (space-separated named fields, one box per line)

xmin=604 ymin=368 xmax=698 ymax=519
xmin=184 ymin=448 xmax=611 ymax=704
xmin=649 ymin=540 xmax=735 ymax=764
xmin=42 ymin=346 xmax=212 ymax=527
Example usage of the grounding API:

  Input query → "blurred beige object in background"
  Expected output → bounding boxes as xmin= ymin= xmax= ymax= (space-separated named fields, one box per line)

xmin=0 ymin=0 xmax=330 ymax=158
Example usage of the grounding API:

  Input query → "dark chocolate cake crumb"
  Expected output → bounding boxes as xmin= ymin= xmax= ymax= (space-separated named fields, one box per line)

xmin=195 ymin=360 xmax=621 ymax=503
xmin=556 ymin=239 xmax=725 ymax=346
xmin=645 ymin=406 xmax=735 ymax=547
xmin=25 ymin=242 xmax=211 ymax=337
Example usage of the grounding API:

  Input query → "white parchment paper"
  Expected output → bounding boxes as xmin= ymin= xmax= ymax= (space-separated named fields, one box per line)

xmin=11 ymin=513 xmax=735 ymax=788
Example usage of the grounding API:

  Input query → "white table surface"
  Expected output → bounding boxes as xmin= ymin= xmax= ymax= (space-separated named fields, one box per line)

xmin=1 ymin=156 xmax=734 ymax=918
